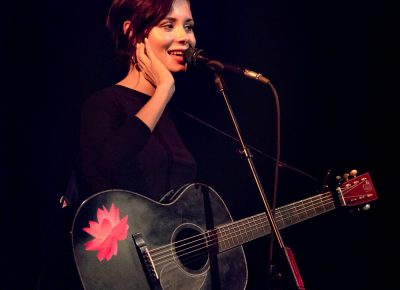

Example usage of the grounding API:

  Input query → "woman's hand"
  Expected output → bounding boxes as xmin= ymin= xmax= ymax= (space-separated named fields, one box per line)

xmin=136 ymin=38 xmax=175 ymax=91
xmin=134 ymin=38 xmax=176 ymax=130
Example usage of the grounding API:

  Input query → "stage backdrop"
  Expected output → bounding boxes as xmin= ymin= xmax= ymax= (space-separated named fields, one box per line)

xmin=2 ymin=0 xmax=395 ymax=289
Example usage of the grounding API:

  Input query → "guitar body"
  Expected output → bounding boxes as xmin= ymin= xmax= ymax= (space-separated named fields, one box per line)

xmin=72 ymin=183 xmax=248 ymax=290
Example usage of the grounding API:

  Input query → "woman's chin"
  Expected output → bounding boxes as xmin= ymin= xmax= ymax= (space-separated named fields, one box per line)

xmin=168 ymin=63 xmax=187 ymax=73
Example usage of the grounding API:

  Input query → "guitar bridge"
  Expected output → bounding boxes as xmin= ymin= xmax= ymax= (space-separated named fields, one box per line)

xmin=132 ymin=233 xmax=162 ymax=290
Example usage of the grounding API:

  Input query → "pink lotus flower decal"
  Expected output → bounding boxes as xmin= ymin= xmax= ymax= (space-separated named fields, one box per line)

xmin=83 ymin=203 xmax=129 ymax=261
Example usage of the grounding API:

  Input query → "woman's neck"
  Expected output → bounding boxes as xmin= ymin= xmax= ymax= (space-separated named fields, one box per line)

xmin=117 ymin=66 xmax=156 ymax=96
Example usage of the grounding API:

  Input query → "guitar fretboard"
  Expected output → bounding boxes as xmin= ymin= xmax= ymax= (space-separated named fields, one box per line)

xmin=215 ymin=191 xmax=336 ymax=252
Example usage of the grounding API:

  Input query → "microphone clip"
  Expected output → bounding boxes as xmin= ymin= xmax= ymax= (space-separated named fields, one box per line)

xmin=184 ymin=48 xmax=270 ymax=85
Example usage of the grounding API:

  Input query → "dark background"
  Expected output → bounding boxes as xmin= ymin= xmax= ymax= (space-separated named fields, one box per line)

xmin=2 ymin=0 xmax=396 ymax=289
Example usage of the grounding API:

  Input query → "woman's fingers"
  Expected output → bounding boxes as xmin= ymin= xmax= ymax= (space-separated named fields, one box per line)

xmin=136 ymin=43 xmax=150 ymax=68
xmin=135 ymin=39 xmax=174 ymax=88
xmin=136 ymin=42 xmax=156 ymax=85
xmin=143 ymin=38 xmax=155 ymax=58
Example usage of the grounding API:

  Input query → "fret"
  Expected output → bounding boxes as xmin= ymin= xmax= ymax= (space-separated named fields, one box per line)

xmin=243 ymin=218 xmax=252 ymax=242
xmin=246 ymin=215 xmax=262 ymax=241
xmin=280 ymin=206 xmax=291 ymax=226
xmin=324 ymin=202 xmax=336 ymax=211
xmin=243 ymin=217 xmax=254 ymax=241
xmin=236 ymin=219 xmax=246 ymax=244
xmin=219 ymin=233 xmax=227 ymax=251
xmin=291 ymin=203 xmax=301 ymax=224
xmin=245 ymin=218 xmax=255 ymax=240
xmin=251 ymin=217 xmax=261 ymax=242
xmin=227 ymin=231 xmax=235 ymax=249
xmin=286 ymin=204 xmax=300 ymax=224
xmin=232 ymin=228 xmax=240 ymax=246
xmin=274 ymin=211 xmax=284 ymax=229
xmin=219 ymin=226 xmax=231 ymax=251
xmin=245 ymin=217 xmax=255 ymax=242
xmin=306 ymin=205 xmax=316 ymax=217
xmin=314 ymin=204 xmax=325 ymax=214
xmin=298 ymin=200 xmax=308 ymax=220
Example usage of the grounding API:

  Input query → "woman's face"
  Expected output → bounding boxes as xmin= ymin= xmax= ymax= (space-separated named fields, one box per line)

xmin=147 ymin=0 xmax=196 ymax=72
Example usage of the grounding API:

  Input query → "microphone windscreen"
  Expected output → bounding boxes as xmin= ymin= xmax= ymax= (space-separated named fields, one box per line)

xmin=183 ymin=47 xmax=196 ymax=64
xmin=183 ymin=48 xmax=204 ymax=65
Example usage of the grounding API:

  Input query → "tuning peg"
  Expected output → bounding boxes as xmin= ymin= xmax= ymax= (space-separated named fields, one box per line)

xmin=354 ymin=204 xmax=372 ymax=213
xmin=349 ymin=169 xmax=358 ymax=178
xmin=362 ymin=204 xmax=371 ymax=211
xmin=336 ymin=174 xmax=347 ymax=185
xmin=336 ymin=175 xmax=343 ymax=185
xmin=343 ymin=173 xmax=350 ymax=181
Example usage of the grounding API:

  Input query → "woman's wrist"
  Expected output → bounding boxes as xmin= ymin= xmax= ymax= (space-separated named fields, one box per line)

xmin=156 ymin=82 xmax=175 ymax=99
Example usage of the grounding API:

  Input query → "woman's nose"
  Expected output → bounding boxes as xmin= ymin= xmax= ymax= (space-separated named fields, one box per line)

xmin=175 ymin=26 xmax=189 ymax=43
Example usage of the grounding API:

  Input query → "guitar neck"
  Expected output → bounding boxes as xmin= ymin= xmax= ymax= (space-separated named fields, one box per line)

xmin=216 ymin=190 xmax=336 ymax=253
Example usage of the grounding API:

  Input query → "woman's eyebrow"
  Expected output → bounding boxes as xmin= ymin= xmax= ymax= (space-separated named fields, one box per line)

xmin=163 ymin=16 xmax=194 ymax=22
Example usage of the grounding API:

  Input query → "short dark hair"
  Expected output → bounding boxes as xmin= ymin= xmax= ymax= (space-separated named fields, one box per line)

xmin=106 ymin=0 xmax=175 ymax=65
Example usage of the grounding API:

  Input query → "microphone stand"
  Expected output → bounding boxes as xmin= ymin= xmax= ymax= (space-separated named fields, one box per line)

xmin=209 ymin=61 xmax=305 ymax=289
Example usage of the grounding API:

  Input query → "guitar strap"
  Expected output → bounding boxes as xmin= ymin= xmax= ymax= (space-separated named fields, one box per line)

xmin=202 ymin=185 xmax=222 ymax=290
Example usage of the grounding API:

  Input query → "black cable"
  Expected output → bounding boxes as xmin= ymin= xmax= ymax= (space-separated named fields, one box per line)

xmin=173 ymin=106 xmax=319 ymax=184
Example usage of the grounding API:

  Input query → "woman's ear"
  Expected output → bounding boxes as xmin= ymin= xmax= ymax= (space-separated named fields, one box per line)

xmin=123 ymin=20 xmax=132 ymax=36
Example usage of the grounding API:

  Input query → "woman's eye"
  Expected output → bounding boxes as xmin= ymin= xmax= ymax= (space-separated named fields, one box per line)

xmin=184 ymin=24 xmax=194 ymax=31
xmin=161 ymin=23 xmax=174 ymax=30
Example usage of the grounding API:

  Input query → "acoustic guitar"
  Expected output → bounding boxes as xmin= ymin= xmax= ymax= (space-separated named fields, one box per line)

xmin=71 ymin=172 xmax=377 ymax=289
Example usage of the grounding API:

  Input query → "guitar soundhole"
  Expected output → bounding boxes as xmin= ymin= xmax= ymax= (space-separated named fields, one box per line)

xmin=174 ymin=227 xmax=209 ymax=271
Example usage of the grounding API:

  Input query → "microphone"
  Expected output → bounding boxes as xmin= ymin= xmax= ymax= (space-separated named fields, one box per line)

xmin=183 ymin=47 xmax=270 ymax=84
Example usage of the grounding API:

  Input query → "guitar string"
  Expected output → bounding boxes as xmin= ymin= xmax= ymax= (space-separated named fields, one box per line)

xmin=149 ymin=191 xmax=332 ymax=258
xmin=152 ymin=195 xmax=335 ymax=268
xmin=151 ymin=194 xmax=336 ymax=267
xmin=155 ymin=181 xmax=370 ymax=272
xmin=150 ymin=192 xmax=333 ymax=263
xmin=148 ymin=179 xmax=365 ymax=259
xmin=160 ymin=181 xmax=374 ymax=275
xmin=149 ymin=181 xmax=366 ymax=267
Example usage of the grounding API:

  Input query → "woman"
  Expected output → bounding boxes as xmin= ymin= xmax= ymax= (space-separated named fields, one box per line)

xmin=79 ymin=0 xmax=197 ymax=202
xmin=39 ymin=0 xmax=197 ymax=289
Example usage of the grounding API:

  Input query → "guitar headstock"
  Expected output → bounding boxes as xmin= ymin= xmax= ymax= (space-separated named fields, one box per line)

xmin=336 ymin=172 xmax=378 ymax=209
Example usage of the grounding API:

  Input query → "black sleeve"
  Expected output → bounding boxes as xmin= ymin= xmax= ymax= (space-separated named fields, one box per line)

xmin=80 ymin=93 xmax=151 ymax=175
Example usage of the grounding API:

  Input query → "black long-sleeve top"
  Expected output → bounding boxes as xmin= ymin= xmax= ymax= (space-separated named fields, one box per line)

xmin=79 ymin=85 xmax=197 ymax=201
